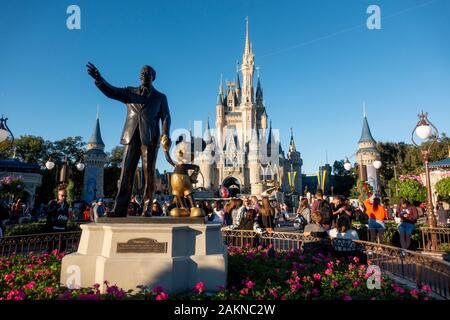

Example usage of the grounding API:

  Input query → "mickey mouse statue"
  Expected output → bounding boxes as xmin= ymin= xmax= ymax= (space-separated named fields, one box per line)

xmin=163 ymin=138 xmax=205 ymax=218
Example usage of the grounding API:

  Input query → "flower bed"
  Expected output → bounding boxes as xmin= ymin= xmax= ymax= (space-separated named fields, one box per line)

xmin=0 ymin=246 xmax=433 ymax=300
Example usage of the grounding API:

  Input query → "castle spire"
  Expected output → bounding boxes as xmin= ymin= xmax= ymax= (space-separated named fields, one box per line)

xmin=244 ymin=16 xmax=250 ymax=56
xmin=358 ymin=109 xmax=376 ymax=144
xmin=87 ymin=111 xmax=105 ymax=151
xmin=217 ymin=74 xmax=224 ymax=105
xmin=236 ymin=61 xmax=241 ymax=91
xmin=289 ymin=127 xmax=297 ymax=153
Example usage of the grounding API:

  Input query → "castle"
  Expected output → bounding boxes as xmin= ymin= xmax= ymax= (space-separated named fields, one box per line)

xmin=195 ymin=19 xmax=303 ymax=197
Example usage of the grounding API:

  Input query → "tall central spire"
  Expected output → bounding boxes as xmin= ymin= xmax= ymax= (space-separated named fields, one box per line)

xmin=245 ymin=16 xmax=250 ymax=56
xmin=241 ymin=16 xmax=255 ymax=104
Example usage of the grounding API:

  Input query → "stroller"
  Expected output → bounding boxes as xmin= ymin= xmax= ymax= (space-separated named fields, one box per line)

xmin=293 ymin=214 xmax=308 ymax=231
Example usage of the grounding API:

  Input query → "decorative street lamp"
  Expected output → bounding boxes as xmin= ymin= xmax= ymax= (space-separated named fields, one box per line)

xmin=412 ymin=112 xmax=438 ymax=231
xmin=45 ymin=155 xmax=85 ymax=188
xmin=344 ymin=158 xmax=353 ymax=171
xmin=0 ymin=115 xmax=14 ymax=153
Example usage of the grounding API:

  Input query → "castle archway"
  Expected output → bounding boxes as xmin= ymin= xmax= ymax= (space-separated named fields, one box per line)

xmin=222 ymin=176 xmax=241 ymax=197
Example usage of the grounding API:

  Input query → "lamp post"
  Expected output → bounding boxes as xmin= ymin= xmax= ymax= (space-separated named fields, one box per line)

xmin=0 ymin=116 xmax=14 ymax=154
xmin=411 ymin=112 xmax=438 ymax=231
xmin=45 ymin=155 xmax=85 ymax=189
xmin=373 ymin=159 xmax=382 ymax=196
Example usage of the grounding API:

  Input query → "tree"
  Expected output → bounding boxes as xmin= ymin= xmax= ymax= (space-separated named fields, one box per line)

xmin=3 ymin=135 xmax=51 ymax=164
xmin=398 ymin=178 xmax=426 ymax=204
xmin=106 ymin=146 xmax=124 ymax=168
xmin=435 ymin=177 xmax=450 ymax=203
xmin=332 ymin=160 xmax=357 ymax=197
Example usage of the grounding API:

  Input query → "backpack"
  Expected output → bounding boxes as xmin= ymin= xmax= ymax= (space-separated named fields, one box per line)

xmin=317 ymin=200 xmax=332 ymax=225
xmin=408 ymin=207 xmax=419 ymax=223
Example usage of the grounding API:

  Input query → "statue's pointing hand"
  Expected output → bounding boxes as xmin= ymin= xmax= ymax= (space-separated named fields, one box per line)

xmin=87 ymin=62 xmax=101 ymax=81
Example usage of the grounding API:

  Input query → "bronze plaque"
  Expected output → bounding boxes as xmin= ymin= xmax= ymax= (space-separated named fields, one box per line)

xmin=116 ymin=238 xmax=167 ymax=253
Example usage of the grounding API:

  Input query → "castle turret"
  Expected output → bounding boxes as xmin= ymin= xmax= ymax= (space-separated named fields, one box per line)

xmin=286 ymin=128 xmax=303 ymax=194
xmin=83 ymin=113 xmax=107 ymax=203
xmin=356 ymin=108 xmax=380 ymax=189
xmin=199 ymin=116 xmax=214 ymax=189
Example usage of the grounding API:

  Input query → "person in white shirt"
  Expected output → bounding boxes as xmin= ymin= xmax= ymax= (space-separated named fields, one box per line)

xmin=328 ymin=215 xmax=359 ymax=240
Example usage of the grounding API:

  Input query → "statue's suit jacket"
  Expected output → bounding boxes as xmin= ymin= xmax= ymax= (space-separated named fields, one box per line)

xmin=95 ymin=78 xmax=171 ymax=147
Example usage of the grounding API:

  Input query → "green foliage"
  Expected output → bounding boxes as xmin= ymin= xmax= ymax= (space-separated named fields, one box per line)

xmin=106 ymin=146 xmax=124 ymax=168
xmin=332 ymin=160 xmax=357 ymax=197
xmin=435 ymin=177 xmax=450 ymax=203
xmin=4 ymin=221 xmax=81 ymax=236
xmin=350 ymin=180 xmax=373 ymax=203
xmin=398 ymin=179 xmax=426 ymax=203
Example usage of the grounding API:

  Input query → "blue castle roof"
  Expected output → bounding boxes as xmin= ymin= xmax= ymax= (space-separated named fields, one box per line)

xmin=88 ymin=116 xmax=105 ymax=148
xmin=358 ymin=116 xmax=376 ymax=144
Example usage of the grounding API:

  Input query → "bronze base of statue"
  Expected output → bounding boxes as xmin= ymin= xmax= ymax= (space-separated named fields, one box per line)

xmin=189 ymin=207 xmax=205 ymax=217
xmin=169 ymin=207 xmax=190 ymax=217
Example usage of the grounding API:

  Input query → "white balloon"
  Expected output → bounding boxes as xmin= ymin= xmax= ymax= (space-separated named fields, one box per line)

xmin=76 ymin=162 xmax=85 ymax=171
xmin=373 ymin=160 xmax=382 ymax=169
xmin=415 ymin=124 xmax=432 ymax=140
xmin=45 ymin=161 xmax=55 ymax=170
xmin=344 ymin=162 xmax=352 ymax=171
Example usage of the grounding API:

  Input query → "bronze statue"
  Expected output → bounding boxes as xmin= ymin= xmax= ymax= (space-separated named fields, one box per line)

xmin=163 ymin=140 xmax=204 ymax=217
xmin=87 ymin=62 xmax=171 ymax=217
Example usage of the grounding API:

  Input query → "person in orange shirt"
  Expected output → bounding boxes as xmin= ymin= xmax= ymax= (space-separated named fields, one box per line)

xmin=364 ymin=197 xmax=388 ymax=244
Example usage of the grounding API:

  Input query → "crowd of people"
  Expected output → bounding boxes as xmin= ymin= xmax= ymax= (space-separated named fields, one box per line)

xmin=1 ymin=185 xmax=449 ymax=252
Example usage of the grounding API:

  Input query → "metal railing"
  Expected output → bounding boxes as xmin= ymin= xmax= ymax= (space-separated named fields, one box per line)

xmin=0 ymin=228 xmax=448 ymax=299
xmin=222 ymin=229 xmax=450 ymax=300
xmin=0 ymin=231 xmax=82 ymax=257
xmin=421 ymin=227 xmax=450 ymax=253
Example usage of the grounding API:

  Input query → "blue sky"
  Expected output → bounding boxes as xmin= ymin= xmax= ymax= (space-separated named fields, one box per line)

xmin=1 ymin=0 xmax=449 ymax=174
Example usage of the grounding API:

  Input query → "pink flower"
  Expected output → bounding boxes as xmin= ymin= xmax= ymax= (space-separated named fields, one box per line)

xmin=313 ymin=273 xmax=321 ymax=281
xmin=245 ymin=280 xmax=255 ymax=289
xmin=155 ymin=292 xmax=168 ymax=300
xmin=353 ymin=256 xmax=360 ymax=263
xmin=193 ymin=281 xmax=205 ymax=294
xmin=51 ymin=249 xmax=59 ymax=255
xmin=352 ymin=280 xmax=360 ymax=288
xmin=239 ymin=288 xmax=249 ymax=295
xmin=4 ymin=273 xmax=15 ymax=282
xmin=290 ymin=283 xmax=302 ymax=291
xmin=324 ymin=269 xmax=333 ymax=275
xmin=342 ymin=293 xmax=352 ymax=301
xmin=410 ymin=289 xmax=419 ymax=299
xmin=152 ymin=285 xmax=164 ymax=294
xmin=23 ymin=281 xmax=35 ymax=290
xmin=331 ymin=280 xmax=338 ymax=288
xmin=269 ymin=288 xmax=278 ymax=299
xmin=45 ymin=287 xmax=56 ymax=294
xmin=7 ymin=290 xmax=26 ymax=300
xmin=326 ymin=261 xmax=334 ymax=269
xmin=394 ymin=286 xmax=406 ymax=294
xmin=348 ymin=263 xmax=355 ymax=270
xmin=421 ymin=285 xmax=432 ymax=293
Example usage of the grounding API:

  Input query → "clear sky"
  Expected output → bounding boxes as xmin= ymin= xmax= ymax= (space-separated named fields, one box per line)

xmin=1 ymin=0 xmax=449 ymax=174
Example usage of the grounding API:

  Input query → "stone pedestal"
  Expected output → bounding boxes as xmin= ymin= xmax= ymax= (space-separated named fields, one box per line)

xmin=60 ymin=217 xmax=227 ymax=294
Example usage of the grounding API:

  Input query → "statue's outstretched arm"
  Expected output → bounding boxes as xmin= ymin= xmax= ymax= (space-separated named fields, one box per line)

xmin=86 ymin=62 xmax=130 ymax=103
